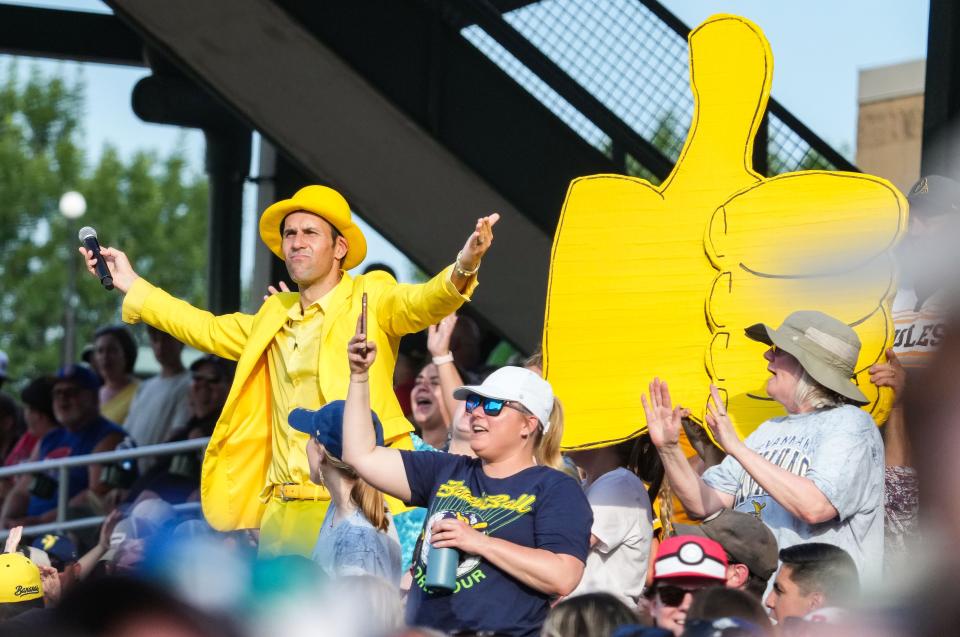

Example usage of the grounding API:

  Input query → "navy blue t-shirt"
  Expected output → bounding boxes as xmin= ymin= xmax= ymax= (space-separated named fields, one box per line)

xmin=28 ymin=416 xmax=125 ymax=515
xmin=400 ymin=450 xmax=592 ymax=637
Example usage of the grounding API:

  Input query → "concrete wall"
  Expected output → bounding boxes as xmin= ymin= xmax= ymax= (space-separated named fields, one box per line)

xmin=857 ymin=59 xmax=925 ymax=193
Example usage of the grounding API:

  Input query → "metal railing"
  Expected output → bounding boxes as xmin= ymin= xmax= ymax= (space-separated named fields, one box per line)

xmin=0 ymin=437 xmax=209 ymax=539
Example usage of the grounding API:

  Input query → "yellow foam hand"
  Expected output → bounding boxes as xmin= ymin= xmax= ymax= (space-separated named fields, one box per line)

xmin=544 ymin=15 xmax=907 ymax=450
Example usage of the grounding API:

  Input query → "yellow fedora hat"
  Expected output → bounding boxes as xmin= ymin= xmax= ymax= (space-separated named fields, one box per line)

xmin=259 ymin=185 xmax=367 ymax=270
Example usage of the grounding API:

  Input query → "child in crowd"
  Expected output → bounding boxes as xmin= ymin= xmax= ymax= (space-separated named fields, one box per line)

xmin=567 ymin=440 xmax=655 ymax=609
xmin=288 ymin=400 xmax=402 ymax=585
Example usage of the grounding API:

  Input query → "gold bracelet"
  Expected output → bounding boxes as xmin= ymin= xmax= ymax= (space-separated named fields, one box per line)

xmin=350 ymin=373 xmax=369 ymax=383
xmin=454 ymin=250 xmax=480 ymax=277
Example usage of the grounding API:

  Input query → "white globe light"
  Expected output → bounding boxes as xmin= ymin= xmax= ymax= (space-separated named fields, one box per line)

xmin=59 ymin=191 xmax=87 ymax=219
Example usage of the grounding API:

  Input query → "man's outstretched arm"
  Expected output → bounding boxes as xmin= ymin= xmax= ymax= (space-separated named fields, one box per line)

xmin=449 ymin=213 xmax=499 ymax=292
xmin=80 ymin=246 xmax=254 ymax=360
xmin=376 ymin=213 xmax=500 ymax=337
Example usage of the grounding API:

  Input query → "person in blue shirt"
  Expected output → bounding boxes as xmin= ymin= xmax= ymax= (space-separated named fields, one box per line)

xmin=338 ymin=320 xmax=592 ymax=637
xmin=288 ymin=400 xmax=401 ymax=585
xmin=12 ymin=365 xmax=125 ymax=526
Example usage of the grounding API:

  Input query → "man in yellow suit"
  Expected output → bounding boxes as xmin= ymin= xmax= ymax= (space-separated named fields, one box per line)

xmin=81 ymin=185 xmax=498 ymax=556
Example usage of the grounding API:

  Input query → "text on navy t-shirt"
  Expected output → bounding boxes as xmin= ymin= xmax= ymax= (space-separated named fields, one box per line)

xmin=400 ymin=450 xmax=592 ymax=637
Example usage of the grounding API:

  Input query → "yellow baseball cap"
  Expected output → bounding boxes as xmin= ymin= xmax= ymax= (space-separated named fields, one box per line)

xmin=259 ymin=185 xmax=367 ymax=270
xmin=0 ymin=553 xmax=43 ymax=603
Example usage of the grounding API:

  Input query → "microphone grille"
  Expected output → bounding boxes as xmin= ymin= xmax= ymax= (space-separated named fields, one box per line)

xmin=78 ymin=226 xmax=98 ymax=242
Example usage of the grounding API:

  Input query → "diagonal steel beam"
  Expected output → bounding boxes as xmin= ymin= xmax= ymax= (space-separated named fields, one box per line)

xmin=450 ymin=0 xmax=675 ymax=179
xmin=0 ymin=5 xmax=143 ymax=66
xmin=105 ymin=0 xmax=552 ymax=348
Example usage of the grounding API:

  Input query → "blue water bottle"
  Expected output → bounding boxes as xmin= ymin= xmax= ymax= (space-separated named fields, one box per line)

xmin=424 ymin=545 xmax=459 ymax=592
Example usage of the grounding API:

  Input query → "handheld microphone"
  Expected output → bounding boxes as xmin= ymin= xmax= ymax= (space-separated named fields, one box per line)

xmin=78 ymin=226 xmax=114 ymax=290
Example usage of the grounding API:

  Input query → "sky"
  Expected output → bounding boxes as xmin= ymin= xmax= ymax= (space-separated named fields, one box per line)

xmin=661 ymin=0 xmax=930 ymax=155
xmin=1 ymin=0 xmax=931 ymax=289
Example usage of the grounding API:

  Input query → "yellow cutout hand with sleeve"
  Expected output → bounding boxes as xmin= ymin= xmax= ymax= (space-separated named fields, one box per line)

xmin=544 ymin=15 xmax=907 ymax=450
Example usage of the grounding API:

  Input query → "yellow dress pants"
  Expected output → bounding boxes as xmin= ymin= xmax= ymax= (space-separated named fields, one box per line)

xmin=256 ymin=435 xmax=416 ymax=557
xmin=258 ymin=497 xmax=330 ymax=558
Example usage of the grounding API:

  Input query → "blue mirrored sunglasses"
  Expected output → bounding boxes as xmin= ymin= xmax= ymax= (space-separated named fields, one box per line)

xmin=464 ymin=394 xmax=507 ymax=417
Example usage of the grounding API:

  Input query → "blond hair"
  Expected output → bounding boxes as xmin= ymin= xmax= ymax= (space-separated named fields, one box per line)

xmin=534 ymin=397 xmax=565 ymax=470
xmin=541 ymin=592 xmax=638 ymax=637
xmin=325 ymin=454 xmax=390 ymax=532
xmin=657 ymin=476 xmax=676 ymax=538
xmin=523 ymin=348 xmax=543 ymax=372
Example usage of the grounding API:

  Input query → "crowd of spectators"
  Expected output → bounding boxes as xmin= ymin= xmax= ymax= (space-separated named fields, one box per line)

xmin=0 ymin=315 xmax=249 ymax=636
xmin=0 ymin=174 xmax=957 ymax=636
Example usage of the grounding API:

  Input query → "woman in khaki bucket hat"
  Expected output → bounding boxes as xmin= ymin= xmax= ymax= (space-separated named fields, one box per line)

xmin=643 ymin=310 xmax=885 ymax=584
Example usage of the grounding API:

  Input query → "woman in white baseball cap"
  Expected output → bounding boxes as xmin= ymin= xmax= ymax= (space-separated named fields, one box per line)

xmin=340 ymin=320 xmax=592 ymax=636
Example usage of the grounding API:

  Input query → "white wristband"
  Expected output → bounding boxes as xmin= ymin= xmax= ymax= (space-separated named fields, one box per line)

xmin=432 ymin=353 xmax=455 ymax=366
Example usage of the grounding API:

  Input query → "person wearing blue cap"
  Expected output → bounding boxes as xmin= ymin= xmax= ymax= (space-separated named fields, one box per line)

xmin=31 ymin=533 xmax=81 ymax=591
xmin=289 ymin=401 xmax=401 ymax=584
xmin=2 ymin=365 xmax=125 ymax=528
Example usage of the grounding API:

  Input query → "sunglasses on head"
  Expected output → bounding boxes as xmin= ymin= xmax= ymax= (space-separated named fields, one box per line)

xmin=655 ymin=583 xmax=722 ymax=607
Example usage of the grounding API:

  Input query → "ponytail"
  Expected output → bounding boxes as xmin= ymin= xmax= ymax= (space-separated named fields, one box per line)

xmin=350 ymin=478 xmax=390 ymax=532
xmin=657 ymin=476 xmax=676 ymax=538
xmin=620 ymin=433 xmax=669 ymax=537
xmin=628 ymin=434 xmax=665 ymax=503
xmin=534 ymin=397 xmax=565 ymax=470
xmin=326 ymin=454 xmax=390 ymax=532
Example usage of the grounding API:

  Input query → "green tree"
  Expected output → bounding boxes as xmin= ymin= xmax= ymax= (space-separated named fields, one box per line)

xmin=0 ymin=62 xmax=208 ymax=382
xmin=623 ymin=112 xmax=687 ymax=185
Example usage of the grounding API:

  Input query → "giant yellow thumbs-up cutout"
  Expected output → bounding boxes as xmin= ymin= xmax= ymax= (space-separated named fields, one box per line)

xmin=544 ymin=15 xmax=907 ymax=450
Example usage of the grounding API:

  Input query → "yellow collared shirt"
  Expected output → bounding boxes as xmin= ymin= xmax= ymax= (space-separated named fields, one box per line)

xmin=264 ymin=283 xmax=340 ymax=489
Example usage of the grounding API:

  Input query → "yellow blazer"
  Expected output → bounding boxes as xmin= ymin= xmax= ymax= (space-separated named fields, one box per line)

xmin=121 ymin=266 xmax=475 ymax=530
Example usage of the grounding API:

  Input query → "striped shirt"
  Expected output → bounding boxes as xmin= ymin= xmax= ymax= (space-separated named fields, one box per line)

xmin=892 ymin=288 xmax=947 ymax=368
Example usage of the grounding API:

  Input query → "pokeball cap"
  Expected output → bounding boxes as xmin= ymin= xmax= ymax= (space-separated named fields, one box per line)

xmin=653 ymin=535 xmax=728 ymax=582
